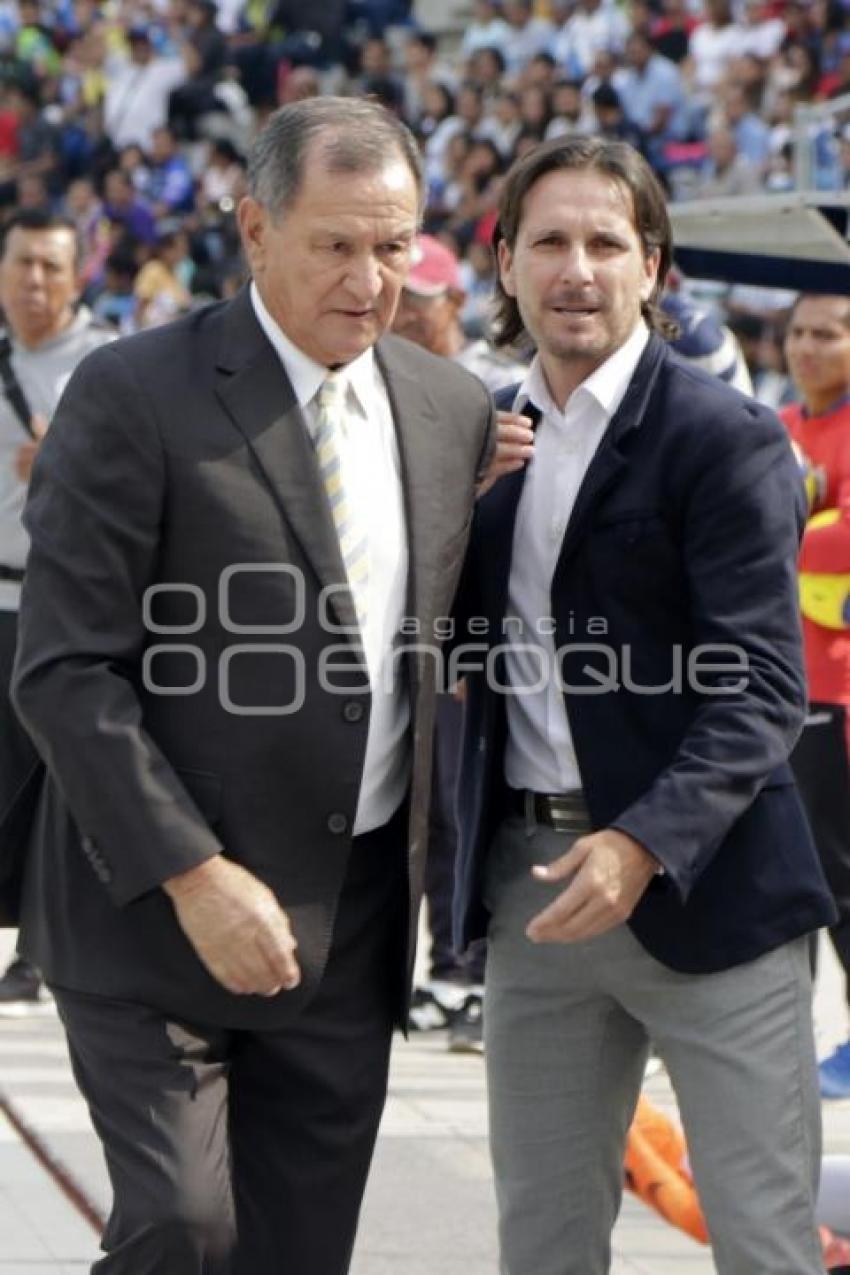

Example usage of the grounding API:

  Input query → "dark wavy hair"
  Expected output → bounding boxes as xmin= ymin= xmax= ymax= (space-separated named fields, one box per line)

xmin=492 ymin=135 xmax=677 ymax=348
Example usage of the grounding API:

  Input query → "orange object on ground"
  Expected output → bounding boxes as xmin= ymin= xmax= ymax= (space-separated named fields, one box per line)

xmin=821 ymin=1224 xmax=850 ymax=1269
xmin=623 ymin=1097 xmax=709 ymax=1244
xmin=625 ymin=1097 xmax=850 ymax=1267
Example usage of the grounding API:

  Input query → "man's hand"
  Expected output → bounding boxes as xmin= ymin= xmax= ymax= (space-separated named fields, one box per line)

xmin=526 ymin=828 xmax=660 ymax=944
xmin=163 ymin=856 xmax=301 ymax=996
xmin=15 ymin=414 xmax=48 ymax=483
xmin=476 ymin=411 xmax=535 ymax=498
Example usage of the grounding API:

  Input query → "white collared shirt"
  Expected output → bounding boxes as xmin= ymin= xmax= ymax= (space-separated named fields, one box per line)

xmin=250 ymin=283 xmax=410 ymax=834
xmin=504 ymin=321 xmax=650 ymax=794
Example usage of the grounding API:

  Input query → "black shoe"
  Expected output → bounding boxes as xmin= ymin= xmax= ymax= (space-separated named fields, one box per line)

xmin=0 ymin=956 xmax=52 ymax=1016
xmin=448 ymin=993 xmax=483 ymax=1054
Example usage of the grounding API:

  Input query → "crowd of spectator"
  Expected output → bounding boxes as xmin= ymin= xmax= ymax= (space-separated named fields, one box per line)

xmin=0 ymin=0 xmax=839 ymax=390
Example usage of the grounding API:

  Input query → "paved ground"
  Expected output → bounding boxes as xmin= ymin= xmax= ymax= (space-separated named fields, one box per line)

xmin=0 ymin=927 xmax=848 ymax=1274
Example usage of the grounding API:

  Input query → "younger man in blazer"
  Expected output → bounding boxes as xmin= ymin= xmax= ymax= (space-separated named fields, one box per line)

xmin=453 ymin=135 xmax=836 ymax=1273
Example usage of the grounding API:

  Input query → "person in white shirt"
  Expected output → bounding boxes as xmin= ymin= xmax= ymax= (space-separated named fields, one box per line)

xmin=501 ymin=0 xmax=556 ymax=76
xmin=737 ymin=0 xmax=786 ymax=61
xmin=460 ymin=0 xmax=512 ymax=60
xmin=687 ymin=0 xmax=744 ymax=103
xmin=103 ymin=26 xmax=185 ymax=152
xmin=551 ymin=0 xmax=630 ymax=79
xmin=453 ymin=134 xmax=831 ymax=1275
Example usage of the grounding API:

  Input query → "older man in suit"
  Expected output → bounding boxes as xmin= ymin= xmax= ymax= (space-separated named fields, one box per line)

xmin=453 ymin=135 xmax=837 ymax=1273
xmin=11 ymin=97 xmax=494 ymax=1274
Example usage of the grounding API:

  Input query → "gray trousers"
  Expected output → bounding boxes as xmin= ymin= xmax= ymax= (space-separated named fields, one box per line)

xmin=482 ymin=812 xmax=824 ymax=1275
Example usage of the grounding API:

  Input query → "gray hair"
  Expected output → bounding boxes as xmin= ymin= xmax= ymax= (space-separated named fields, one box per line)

xmin=246 ymin=96 xmax=424 ymax=219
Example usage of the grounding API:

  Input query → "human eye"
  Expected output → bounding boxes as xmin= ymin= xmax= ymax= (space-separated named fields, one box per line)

xmin=532 ymin=233 xmax=563 ymax=249
xmin=379 ymin=240 xmax=410 ymax=260
xmin=591 ymin=234 xmax=624 ymax=254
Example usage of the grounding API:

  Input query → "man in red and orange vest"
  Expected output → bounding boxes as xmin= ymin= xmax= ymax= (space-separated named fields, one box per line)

xmin=782 ymin=292 xmax=850 ymax=1098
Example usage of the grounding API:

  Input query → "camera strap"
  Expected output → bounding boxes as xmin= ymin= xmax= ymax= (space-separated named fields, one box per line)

xmin=0 ymin=334 xmax=35 ymax=439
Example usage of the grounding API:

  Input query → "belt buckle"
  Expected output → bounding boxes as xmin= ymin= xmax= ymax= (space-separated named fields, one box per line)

xmin=521 ymin=791 xmax=583 ymax=835
xmin=545 ymin=794 xmax=585 ymax=834
xmin=547 ymin=801 xmax=574 ymax=834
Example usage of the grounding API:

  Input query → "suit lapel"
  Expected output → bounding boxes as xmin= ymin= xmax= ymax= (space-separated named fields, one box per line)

xmin=554 ymin=332 xmax=667 ymax=573
xmin=213 ymin=290 xmax=359 ymax=634
xmin=213 ymin=298 xmax=479 ymax=646
xmin=476 ymin=395 xmax=538 ymax=624
xmin=376 ymin=338 xmax=445 ymax=631
xmin=489 ymin=467 xmax=527 ymax=624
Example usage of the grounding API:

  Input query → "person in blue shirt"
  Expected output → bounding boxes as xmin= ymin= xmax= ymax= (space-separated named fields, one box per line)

xmin=102 ymin=168 xmax=157 ymax=245
xmin=618 ymin=30 xmax=686 ymax=168
xmin=144 ymin=125 xmax=195 ymax=216
xmin=722 ymin=81 xmax=771 ymax=169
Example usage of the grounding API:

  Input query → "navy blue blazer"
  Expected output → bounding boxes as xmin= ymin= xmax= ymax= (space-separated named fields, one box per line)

xmin=453 ymin=331 xmax=837 ymax=974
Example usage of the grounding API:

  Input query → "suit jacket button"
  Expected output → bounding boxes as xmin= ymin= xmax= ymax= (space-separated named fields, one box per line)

xmin=327 ymin=813 xmax=348 ymax=835
xmin=343 ymin=701 xmax=364 ymax=723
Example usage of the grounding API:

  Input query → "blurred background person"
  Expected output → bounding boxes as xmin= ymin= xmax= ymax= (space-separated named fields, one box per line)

xmin=133 ymin=223 xmax=193 ymax=327
xmin=0 ymin=208 xmax=114 ymax=1012
xmin=661 ymin=268 xmax=754 ymax=394
xmin=103 ymin=25 xmax=185 ymax=154
xmin=393 ymin=232 xmax=526 ymax=392
xmin=393 ymin=233 xmax=525 ymax=1053
xmin=781 ymin=293 xmax=850 ymax=1100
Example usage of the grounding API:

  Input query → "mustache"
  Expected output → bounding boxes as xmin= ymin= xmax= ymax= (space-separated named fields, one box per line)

xmin=546 ymin=294 xmax=604 ymax=308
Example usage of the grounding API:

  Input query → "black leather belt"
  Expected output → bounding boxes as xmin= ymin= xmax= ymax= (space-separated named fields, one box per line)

xmin=508 ymin=788 xmax=589 ymax=831
xmin=0 ymin=565 xmax=24 ymax=583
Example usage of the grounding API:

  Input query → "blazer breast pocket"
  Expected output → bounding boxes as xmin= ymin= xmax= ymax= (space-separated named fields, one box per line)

xmin=587 ymin=510 xmax=681 ymax=599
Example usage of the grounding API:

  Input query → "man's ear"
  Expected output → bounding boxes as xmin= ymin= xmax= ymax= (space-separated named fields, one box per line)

xmin=497 ymin=238 xmax=517 ymax=298
xmin=640 ymin=247 xmax=661 ymax=303
xmin=237 ymin=196 xmax=267 ymax=274
xmin=447 ymin=286 xmax=467 ymax=315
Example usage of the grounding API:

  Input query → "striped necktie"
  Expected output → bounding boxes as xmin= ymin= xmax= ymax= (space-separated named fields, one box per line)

xmin=313 ymin=374 xmax=369 ymax=630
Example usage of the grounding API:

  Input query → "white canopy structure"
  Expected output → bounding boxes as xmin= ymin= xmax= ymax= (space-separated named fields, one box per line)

xmin=670 ymin=192 xmax=850 ymax=294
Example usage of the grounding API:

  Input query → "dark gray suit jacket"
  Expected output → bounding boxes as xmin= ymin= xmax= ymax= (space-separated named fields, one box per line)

xmin=12 ymin=288 xmax=493 ymax=1028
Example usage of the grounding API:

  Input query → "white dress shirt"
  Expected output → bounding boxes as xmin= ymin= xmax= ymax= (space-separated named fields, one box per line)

xmin=250 ymin=284 xmax=410 ymax=834
xmin=504 ymin=320 xmax=649 ymax=794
